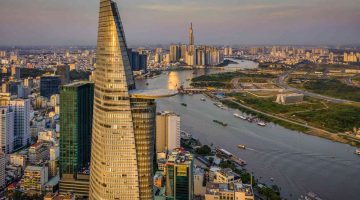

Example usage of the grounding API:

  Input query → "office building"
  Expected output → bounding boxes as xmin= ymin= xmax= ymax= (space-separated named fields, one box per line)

xmin=165 ymin=149 xmax=194 ymax=200
xmin=89 ymin=1 xmax=176 ymax=199
xmin=156 ymin=111 xmax=181 ymax=153
xmin=0 ymin=152 xmax=5 ymax=190
xmin=128 ymin=49 xmax=148 ymax=72
xmin=9 ymin=99 xmax=31 ymax=149
xmin=20 ymin=165 xmax=49 ymax=195
xmin=59 ymin=82 xmax=94 ymax=197
xmin=40 ymin=75 xmax=61 ymax=99
xmin=0 ymin=107 xmax=14 ymax=153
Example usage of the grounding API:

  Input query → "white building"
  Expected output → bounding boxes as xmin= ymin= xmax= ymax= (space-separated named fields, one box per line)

xmin=9 ymin=99 xmax=31 ymax=148
xmin=38 ymin=130 xmax=56 ymax=143
xmin=50 ymin=145 xmax=59 ymax=161
xmin=194 ymin=168 xmax=206 ymax=196
xmin=276 ymin=93 xmax=304 ymax=105
xmin=0 ymin=107 xmax=14 ymax=153
xmin=156 ymin=111 xmax=181 ymax=153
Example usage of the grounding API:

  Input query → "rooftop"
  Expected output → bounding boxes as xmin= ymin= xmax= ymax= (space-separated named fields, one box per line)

xmin=129 ymin=89 xmax=177 ymax=99
xmin=63 ymin=81 xmax=93 ymax=88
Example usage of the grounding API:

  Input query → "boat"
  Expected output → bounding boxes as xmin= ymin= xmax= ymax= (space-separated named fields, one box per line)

xmin=234 ymin=113 xmax=247 ymax=120
xmin=201 ymin=98 xmax=206 ymax=102
xmin=213 ymin=120 xmax=228 ymax=127
xmin=237 ymin=144 xmax=246 ymax=149
xmin=356 ymin=150 xmax=360 ymax=155
xmin=181 ymin=103 xmax=187 ymax=107
xmin=257 ymin=122 xmax=267 ymax=127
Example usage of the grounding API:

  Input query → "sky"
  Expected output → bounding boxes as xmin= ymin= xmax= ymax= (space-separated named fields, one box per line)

xmin=0 ymin=0 xmax=359 ymax=46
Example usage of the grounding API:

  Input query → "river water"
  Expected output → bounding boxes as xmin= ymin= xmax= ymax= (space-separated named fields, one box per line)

xmin=136 ymin=60 xmax=360 ymax=200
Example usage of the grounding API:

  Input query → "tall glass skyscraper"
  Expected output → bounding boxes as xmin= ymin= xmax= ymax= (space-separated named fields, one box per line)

xmin=89 ymin=1 xmax=176 ymax=199
xmin=59 ymin=82 xmax=94 ymax=197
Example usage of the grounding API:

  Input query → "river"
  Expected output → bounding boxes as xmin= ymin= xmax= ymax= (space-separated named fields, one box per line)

xmin=136 ymin=60 xmax=360 ymax=200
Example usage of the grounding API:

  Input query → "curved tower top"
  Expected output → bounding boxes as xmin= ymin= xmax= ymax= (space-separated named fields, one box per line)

xmin=89 ymin=0 xmax=139 ymax=199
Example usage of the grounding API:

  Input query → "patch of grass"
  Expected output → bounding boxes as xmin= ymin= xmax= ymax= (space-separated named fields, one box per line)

xmin=295 ymin=103 xmax=360 ymax=132
xmin=302 ymin=79 xmax=360 ymax=102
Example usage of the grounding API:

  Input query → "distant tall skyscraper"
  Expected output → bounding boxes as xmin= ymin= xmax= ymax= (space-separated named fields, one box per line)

xmin=189 ymin=23 xmax=194 ymax=46
xmin=59 ymin=82 xmax=94 ymax=197
xmin=89 ymin=1 xmax=176 ymax=199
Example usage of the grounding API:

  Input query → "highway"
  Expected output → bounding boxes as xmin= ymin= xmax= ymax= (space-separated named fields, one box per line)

xmin=276 ymin=69 xmax=356 ymax=104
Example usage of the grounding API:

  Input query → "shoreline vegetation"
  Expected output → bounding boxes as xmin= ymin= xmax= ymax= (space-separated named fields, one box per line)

xmin=193 ymin=70 xmax=360 ymax=148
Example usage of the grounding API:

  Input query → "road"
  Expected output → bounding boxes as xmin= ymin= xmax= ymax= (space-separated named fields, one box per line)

xmin=276 ymin=68 xmax=355 ymax=104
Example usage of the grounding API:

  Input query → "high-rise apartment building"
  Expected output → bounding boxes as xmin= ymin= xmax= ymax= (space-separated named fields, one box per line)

xmin=40 ymin=75 xmax=61 ymax=99
xmin=9 ymin=99 xmax=31 ymax=149
xmin=0 ymin=152 xmax=5 ymax=190
xmin=59 ymin=82 xmax=94 ymax=197
xmin=89 ymin=1 xmax=176 ymax=199
xmin=156 ymin=111 xmax=181 ymax=153
xmin=0 ymin=107 xmax=14 ymax=153
xmin=165 ymin=149 xmax=194 ymax=200
xmin=170 ymin=45 xmax=181 ymax=62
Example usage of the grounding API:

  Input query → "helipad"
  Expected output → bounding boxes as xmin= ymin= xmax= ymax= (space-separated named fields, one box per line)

xmin=129 ymin=89 xmax=178 ymax=99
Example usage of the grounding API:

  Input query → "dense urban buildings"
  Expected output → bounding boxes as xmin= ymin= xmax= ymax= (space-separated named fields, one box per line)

xmin=0 ymin=1 xmax=359 ymax=200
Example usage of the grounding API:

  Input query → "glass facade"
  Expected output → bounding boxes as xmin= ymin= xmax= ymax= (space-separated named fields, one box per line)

xmin=59 ymin=82 xmax=94 ymax=177
xmin=131 ymin=98 xmax=156 ymax=200
xmin=89 ymin=1 xmax=156 ymax=199
xmin=40 ymin=75 xmax=61 ymax=99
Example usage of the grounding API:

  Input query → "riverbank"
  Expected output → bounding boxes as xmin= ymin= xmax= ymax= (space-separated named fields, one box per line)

xmin=205 ymin=93 xmax=360 ymax=148
xmin=182 ymin=135 xmax=281 ymax=200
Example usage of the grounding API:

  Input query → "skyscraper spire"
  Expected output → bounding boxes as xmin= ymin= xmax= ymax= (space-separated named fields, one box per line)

xmin=189 ymin=22 xmax=194 ymax=45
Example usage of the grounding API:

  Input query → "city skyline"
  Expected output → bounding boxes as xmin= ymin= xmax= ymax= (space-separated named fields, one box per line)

xmin=0 ymin=0 xmax=360 ymax=46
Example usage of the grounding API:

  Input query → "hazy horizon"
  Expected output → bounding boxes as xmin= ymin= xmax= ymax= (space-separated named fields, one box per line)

xmin=0 ymin=0 xmax=359 ymax=46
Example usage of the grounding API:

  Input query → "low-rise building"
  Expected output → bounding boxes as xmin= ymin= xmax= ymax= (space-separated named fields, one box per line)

xmin=10 ymin=153 xmax=27 ymax=169
xmin=276 ymin=93 xmax=304 ymax=105
xmin=28 ymin=142 xmax=49 ymax=164
xmin=205 ymin=182 xmax=254 ymax=200
xmin=20 ymin=165 xmax=49 ymax=195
